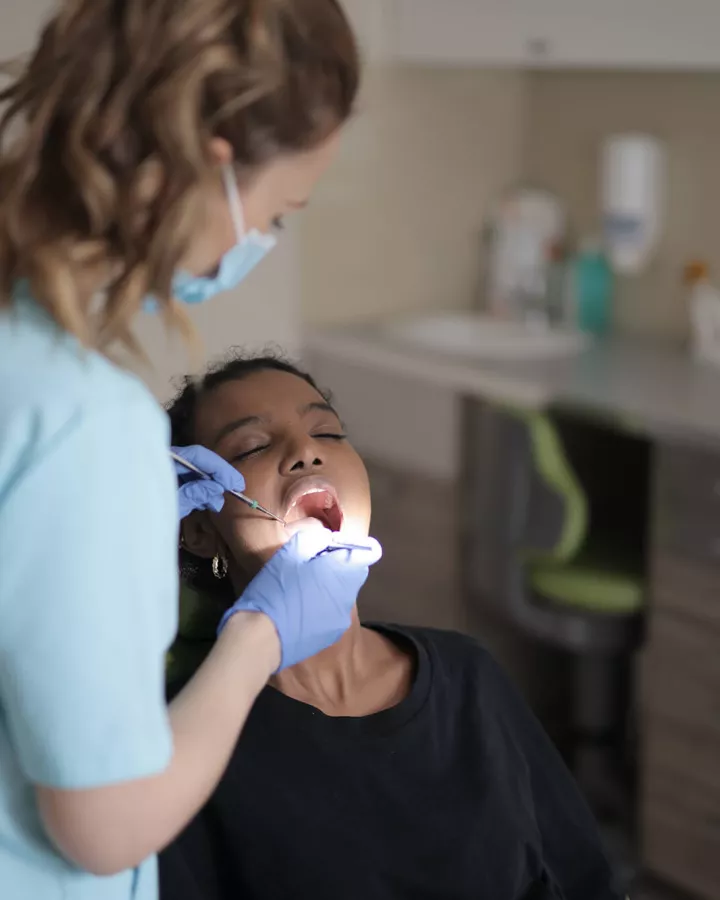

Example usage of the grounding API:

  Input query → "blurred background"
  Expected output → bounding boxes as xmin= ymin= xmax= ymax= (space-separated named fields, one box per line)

xmin=4 ymin=2 xmax=720 ymax=898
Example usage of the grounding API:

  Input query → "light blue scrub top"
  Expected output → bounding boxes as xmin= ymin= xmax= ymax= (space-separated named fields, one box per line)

xmin=0 ymin=290 xmax=179 ymax=899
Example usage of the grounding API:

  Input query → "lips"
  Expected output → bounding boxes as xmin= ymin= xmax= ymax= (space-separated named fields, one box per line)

xmin=283 ymin=477 xmax=344 ymax=532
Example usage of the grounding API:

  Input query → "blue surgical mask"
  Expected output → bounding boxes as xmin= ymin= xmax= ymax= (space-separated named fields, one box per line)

xmin=172 ymin=165 xmax=277 ymax=306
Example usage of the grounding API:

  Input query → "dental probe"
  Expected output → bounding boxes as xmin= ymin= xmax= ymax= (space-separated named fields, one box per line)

xmin=171 ymin=450 xmax=373 ymax=553
xmin=170 ymin=450 xmax=286 ymax=524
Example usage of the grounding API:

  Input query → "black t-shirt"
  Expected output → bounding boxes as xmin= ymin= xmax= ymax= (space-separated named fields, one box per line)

xmin=159 ymin=625 xmax=621 ymax=900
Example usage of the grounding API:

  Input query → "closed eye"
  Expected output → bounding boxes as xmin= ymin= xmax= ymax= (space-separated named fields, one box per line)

xmin=232 ymin=434 xmax=346 ymax=463
xmin=232 ymin=444 xmax=269 ymax=462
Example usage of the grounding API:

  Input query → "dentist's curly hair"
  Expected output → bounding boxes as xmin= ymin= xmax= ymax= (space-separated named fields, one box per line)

xmin=0 ymin=0 xmax=359 ymax=353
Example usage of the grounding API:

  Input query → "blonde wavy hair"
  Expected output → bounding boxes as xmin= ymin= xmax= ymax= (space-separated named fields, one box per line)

xmin=0 ymin=0 xmax=359 ymax=352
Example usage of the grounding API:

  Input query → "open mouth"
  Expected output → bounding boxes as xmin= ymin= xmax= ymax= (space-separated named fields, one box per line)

xmin=284 ymin=483 xmax=344 ymax=532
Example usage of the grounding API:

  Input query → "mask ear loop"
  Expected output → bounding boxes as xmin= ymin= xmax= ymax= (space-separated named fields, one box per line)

xmin=222 ymin=164 xmax=246 ymax=242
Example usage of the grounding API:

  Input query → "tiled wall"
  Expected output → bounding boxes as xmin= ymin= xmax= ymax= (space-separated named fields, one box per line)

xmin=524 ymin=71 xmax=720 ymax=343
xmin=300 ymin=67 xmax=527 ymax=325
xmin=302 ymin=66 xmax=720 ymax=345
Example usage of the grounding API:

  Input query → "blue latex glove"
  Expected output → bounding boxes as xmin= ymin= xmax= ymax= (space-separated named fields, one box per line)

xmin=219 ymin=528 xmax=383 ymax=670
xmin=172 ymin=444 xmax=247 ymax=520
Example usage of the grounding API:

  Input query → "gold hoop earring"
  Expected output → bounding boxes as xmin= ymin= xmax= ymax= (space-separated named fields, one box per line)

xmin=212 ymin=554 xmax=229 ymax=580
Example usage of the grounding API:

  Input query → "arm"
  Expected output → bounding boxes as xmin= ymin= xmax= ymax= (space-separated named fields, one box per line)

xmin=0 ymin=392 xmax=268 ymax=876
xmin=0 ymin=401 xmax=378 ymax=877
xmin=37 ymin=610 xmax=277 ymax=876
xmin=0 ymin=394 xmax=276 ymax=876
xmin=35 ymin=527 xmax=380 ymax=877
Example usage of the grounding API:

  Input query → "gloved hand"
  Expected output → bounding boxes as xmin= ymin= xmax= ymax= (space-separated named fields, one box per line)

xmin=219 ymin=528 xmax=383 ymax=670
xmin=172 ymin=444 xmax=247 ymax=520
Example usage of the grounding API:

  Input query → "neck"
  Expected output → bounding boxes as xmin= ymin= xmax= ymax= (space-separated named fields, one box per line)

xmin=270 ymin=612 xmax=414 ymax=717
xmin=230 ymin=566 xmax=415 ymax=718
xmin=271 ymin=610 xmax=364 ymax=707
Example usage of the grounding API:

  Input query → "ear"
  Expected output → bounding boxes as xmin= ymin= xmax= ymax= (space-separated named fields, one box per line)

xmin=208 ymin=137 xmax=233 ymax=166
xmin=181 ymin=510 xmax=223 ymax=559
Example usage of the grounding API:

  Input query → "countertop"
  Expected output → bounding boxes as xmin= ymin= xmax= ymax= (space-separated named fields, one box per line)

xmin=305 ymin=325 xmax=720 ymax=450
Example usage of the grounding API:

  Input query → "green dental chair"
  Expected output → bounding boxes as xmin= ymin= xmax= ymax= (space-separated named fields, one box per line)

xmin=460 ymin=398 xmax=650 ymax=816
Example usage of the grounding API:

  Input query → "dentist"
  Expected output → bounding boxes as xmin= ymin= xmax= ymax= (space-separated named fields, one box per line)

xmin=0 ymin=2 xmax=379 ymax=898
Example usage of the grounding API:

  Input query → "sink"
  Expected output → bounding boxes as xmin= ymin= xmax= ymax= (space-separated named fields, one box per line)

xmin=383 ymin=313 xmax=588 ymax=361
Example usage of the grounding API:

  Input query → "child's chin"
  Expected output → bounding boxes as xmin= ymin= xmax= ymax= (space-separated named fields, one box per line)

xmin=239 ymin=520 xmax=324 ymax=570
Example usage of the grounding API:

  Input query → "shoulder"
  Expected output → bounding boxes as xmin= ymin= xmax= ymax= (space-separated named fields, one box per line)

xmin=391 ymin=624 xmax=497 ymax=675
xmin=382 ymin=623 xmax=524 ymax=715
xmin=0 ymin=293 xmax=162 ymax=420
xmin=0 ymin=295 xmax=168 ymax=488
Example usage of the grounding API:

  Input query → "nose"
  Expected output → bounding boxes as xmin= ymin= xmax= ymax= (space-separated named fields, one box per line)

xmin=280 ymin=436 xmax=324 ymax=475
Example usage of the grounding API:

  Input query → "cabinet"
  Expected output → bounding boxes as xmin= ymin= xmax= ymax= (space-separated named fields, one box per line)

xmin=7 ymin=0 xmax=720 ymax=73
xmin=640 ymin=442 xmax=720 ymax=900
xmin=389 ymin=0 xmax=720 ymax=71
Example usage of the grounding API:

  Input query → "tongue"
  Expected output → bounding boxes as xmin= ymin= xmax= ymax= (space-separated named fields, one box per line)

xmin=296 ymin=492 xmax=334 ymax=528
xmin=300 ymin=492 xmax=333 ymax=513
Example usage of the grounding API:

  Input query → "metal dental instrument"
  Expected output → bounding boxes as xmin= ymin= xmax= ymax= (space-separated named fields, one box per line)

xmin=324 ymin=541 xmax=374 ymax=553
xmin=170 ymin=450 xmax=286 ymax=525
xmin=170 ymin=450 xmax=373 ymax=552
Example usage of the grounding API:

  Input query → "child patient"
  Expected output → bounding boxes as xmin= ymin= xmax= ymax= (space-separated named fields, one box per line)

xmin=160 ymin=353 xmax=622 ymax=900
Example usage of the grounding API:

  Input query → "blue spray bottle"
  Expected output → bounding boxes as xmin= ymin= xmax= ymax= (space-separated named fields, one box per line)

xmin=573 ymin=238 xmax=613 ymax=336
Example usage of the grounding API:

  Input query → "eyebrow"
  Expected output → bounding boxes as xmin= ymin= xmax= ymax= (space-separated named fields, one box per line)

xmin=212 ymin=415 xmax=265 ymax=446
xmin=301 ymin=401 xmax=340 ymax=419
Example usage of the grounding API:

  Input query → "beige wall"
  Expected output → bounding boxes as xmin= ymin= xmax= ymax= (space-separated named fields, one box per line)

xmin=300 ymin=67 xmax=528 ymax=325
xmin=303 ymin=66 xmax=720 ymax=344
xmin=523 ymin=71 xmax=720 ymax=343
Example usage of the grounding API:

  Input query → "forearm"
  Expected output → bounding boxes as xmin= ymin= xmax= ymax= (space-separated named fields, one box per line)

xmin=38 ymin=612 xmax=278 ymax=875
xmin=166 ymin=610 xmax=278 ymax=821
